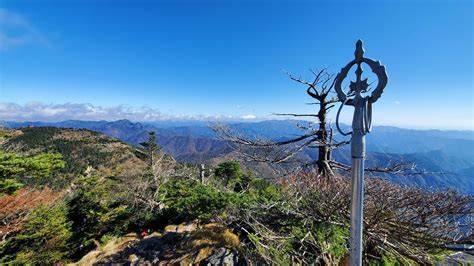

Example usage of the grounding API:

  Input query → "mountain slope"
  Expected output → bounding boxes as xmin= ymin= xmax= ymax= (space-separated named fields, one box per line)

xmin=1 ymin=126 xmax=147 ymax=178
xmin=1 ymin=120 xmax=231 ymax=164
xmin=2 ymin=119 xmax=473 ymax=193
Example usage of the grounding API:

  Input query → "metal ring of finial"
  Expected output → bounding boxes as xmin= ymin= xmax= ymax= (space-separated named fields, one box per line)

xmin=334 ymin=40 xmax=388 ymax=104
xmin=336 ymin=98 xmax=353 ymax=136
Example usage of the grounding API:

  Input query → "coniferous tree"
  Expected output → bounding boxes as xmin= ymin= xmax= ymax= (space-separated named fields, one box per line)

xmin=140 ymin=131 xmax=160 ymax=179
xmin=214 ymin=160 xmax=243 ymax=189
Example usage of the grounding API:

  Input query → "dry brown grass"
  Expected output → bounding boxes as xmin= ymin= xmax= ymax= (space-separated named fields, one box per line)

xmin=188 ymin=224 xmax=240 ymax=250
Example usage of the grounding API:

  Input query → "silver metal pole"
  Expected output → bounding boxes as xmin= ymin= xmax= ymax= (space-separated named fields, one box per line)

xmin=334 ymin=40 xmax=388 ymax=266
xmin=350 ymin=132 xmax=365 ymax=266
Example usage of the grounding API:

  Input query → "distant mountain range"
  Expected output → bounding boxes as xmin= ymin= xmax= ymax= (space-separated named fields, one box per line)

xmin=2 ymin=119 xmax=473 ymax=193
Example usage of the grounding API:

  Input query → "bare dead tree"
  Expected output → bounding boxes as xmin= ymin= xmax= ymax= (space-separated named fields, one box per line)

xmin=214 ymin=68 xmax=433 ymax=179
xmin=330 ymin=160 xmax=438 ymax=176
xmin=282 ymin=69 xmax=341 ymax=177
xmin=214 ymin=69 xmax=348 ymax=178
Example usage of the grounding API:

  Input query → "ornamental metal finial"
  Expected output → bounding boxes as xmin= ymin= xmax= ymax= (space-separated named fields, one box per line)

xmin=334 ymin=40 xmax=388 ymax=105
xmin=334 ymin=40 xmax=388 ymax=266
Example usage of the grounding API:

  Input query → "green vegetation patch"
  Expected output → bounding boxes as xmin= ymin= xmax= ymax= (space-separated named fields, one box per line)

xmin=0 ymin=151 xmax=65 ymax=194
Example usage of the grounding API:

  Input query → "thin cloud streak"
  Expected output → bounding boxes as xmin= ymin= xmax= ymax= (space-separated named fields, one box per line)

xmin=241 ymin=114 xmax=257 ymax=120
xmin=0 ymin=8 xmax=49 ymax=49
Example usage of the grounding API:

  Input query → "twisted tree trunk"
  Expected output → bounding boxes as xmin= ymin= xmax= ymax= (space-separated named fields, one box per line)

xmin=316 ymin=97 xmax=334 ymax=178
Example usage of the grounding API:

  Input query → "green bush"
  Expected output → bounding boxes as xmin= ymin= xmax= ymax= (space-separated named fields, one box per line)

xmin=0 ymin=151 xmax=65 ymax=194
xmin=67 ymin=175 xmax=132 ymax=259
xmin=160 ymin=179 xmax=241 ymax=222
xmin=313 ymin=223 xmax=348 ymax=261
xmin=0 ymin=203 xmax=72 ymax=264
xmin=0 ymin=178 xmax=23 ymax=195
xmin=245 ymin=178 xmax=281 ymax=203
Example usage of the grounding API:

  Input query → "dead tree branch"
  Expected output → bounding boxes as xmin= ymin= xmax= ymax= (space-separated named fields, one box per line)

xmin=213 ymin=68 xmax=345 ymax=178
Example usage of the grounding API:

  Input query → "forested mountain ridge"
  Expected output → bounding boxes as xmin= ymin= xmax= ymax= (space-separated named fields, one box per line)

xmin=3 ymin=119 xmax=473 ymax=160
xmin=1 ymin=120 xmax=233 ymax=163
xmin=1 ymin=126 xmax=147 ymax=183
xmin=2 ymin=119 xmax=473 ymax=193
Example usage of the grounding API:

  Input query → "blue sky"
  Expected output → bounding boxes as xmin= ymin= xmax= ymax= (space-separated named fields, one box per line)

xmin=0 ymin=0 xmax=472 ymax=129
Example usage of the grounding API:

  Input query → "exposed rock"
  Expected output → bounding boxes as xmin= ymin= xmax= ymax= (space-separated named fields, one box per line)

xmin=176 ymin=223 xmax=198 ymax=233
xmin=72 ymin=224 xmax=247 ymax=265
xmin=164 ymin=223 xmax=198 ymax=233
xmin=128 ymin=254 xmax=139 ymax=264
xmin=205 ymin=247 xmax=242 ymax=265
xmin=70 ymin=235 xmax=139 ymax=266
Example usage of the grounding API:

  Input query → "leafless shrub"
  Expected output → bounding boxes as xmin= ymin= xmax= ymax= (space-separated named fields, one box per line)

xmin=120 ymin=151 xmax=198 ymax=212
xmin=235 ymin=173 xmax=473 ymax=264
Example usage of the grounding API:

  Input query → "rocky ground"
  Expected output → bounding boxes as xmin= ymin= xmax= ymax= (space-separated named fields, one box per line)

xmin=70 ymin=223 xmax=246 ymax=265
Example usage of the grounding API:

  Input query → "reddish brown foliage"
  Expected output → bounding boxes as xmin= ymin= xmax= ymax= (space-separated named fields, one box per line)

xmin=0 ymin=187 xmax=63 ymax=242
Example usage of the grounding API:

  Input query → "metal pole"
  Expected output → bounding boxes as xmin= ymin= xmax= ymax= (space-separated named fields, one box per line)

xmin=350 ymin=131 xmax=365 ymax=266
xmin=334 ymin=40 xmax=388 ymax=266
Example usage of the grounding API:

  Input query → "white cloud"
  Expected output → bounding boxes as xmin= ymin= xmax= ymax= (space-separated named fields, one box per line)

xmin=0 ymin=8 xmax=48 ymax=49
xmin=0 ymin=102 xmax=254 ymax=122
xmin=241 ymin=114 xmax=256 ymax=120
xmin=0 ymin=102 xmax=168 ymax=122
xmin=394 ymin=101 xmax=401 ymax=105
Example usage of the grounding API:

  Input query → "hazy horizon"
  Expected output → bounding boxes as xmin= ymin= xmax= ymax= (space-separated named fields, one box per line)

xmin=2 ymin=114 xmax=474 ymax=132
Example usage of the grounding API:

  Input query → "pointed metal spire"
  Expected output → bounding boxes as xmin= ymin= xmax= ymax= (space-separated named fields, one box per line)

xmin=355 ymin=39 xmax=364 ymax=60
